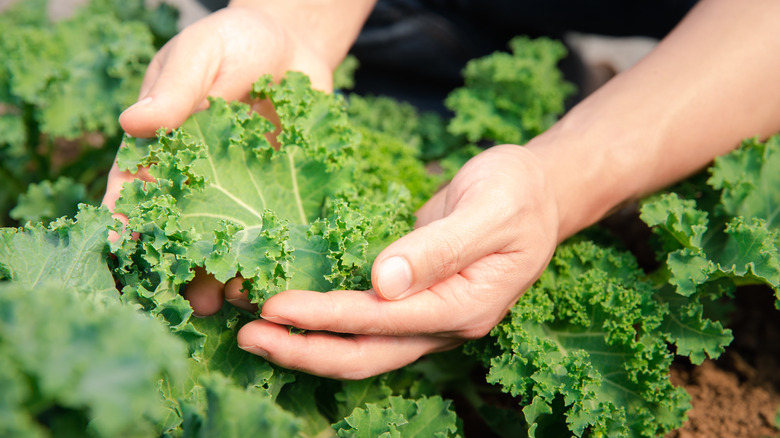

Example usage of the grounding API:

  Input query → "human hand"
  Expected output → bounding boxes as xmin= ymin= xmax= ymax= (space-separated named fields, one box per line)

xmin=101 ymin=4 xmax=333 ymax=240
xmin=233 ymin=145 xmax=560 ymax=379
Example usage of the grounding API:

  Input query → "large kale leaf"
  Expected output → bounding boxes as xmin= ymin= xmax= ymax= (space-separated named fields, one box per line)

xmin=113 ymin=73 xmax=417 ymax=322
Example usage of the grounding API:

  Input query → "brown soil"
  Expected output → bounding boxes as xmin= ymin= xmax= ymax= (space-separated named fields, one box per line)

xmin=667 ymin=287 xmax=780 ymax=438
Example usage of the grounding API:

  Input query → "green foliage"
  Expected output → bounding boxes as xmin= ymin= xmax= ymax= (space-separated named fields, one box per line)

xmin=0 ymin=281 xmax=187 ymax=438
xmin=445 ymin=36 xmax=576 ymax=145
xmin=1 ymin=5 xmax=778 ymax=435
xmin=641 ymin=135 xmax=780 ymax=304
xmin=113 ymin=73 xmax=417 ymax=322
xmin=346 ymin=93 xmax=465 ymax=164
xmin=468 ymin=241 xmax=690 ymax=438
xmin=333 ymin=395 xmax=460 ymax=438
xmin=0 ymin=204 xmax=117 ymax=295
xmin=334 ymin=55 xmax=360 ymax=91
xmin=0 ymin=0 xmax=173 ymax=227
xmin=344 ymin=93 xmax=477 ymax=196
xmin=10 ymin=176 xmax=88 ymax=224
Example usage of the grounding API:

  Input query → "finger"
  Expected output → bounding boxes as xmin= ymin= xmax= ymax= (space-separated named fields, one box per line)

xmin=101 ymin=158 xmax=155 ymax=210
xmin=236 ymin=319 xmax=458 ymax=380
xmin=288 ymin=50 xmax=334 ymax=93
xmin=183 ymin=267 xmax=225 ymax=316
xmin=224 ymin=276 xmax=258 ymax=313
xmin=101 ymin=158 xmax=155 ymax=241
xmin=119 ymin=29 xmax=222 ymax=137
xmin=259 ymin=276 xmax=508 ymax=339
xmin=371 ymin=190 xmax=518 ymax=300
xmin=413 ymin=186 xmax=447 ymax=228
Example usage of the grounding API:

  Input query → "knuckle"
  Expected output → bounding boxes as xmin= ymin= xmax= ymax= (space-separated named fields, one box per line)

xmin=425 ymin=230 xmax=465 ymax=280
xmin=458 ymin=321 xmax=495 ymax=340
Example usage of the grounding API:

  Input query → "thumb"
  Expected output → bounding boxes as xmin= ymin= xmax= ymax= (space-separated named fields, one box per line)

xmin=371 ymin=197 xmax=512 ymax=300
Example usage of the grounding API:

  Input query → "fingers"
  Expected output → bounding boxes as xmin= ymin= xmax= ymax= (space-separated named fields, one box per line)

xmin=259 ymin=275 xmax=511 ymax=339
xmin=119 ymin=31 xmax=221 ymax=138
xmin=183 ymin=267 xmax=225 ymax=316
xmin=371 ymin=197 xmax=515 ymax=301
xmin=118 ymin=7 xmax=319 ymax=138
xmin=372 ymin=145 xmax=560 ymax=301
xmin=236 ymin=319 xmax=459 ymax=380
xmin=101 ymin=158 xmax=155 ymax=241
xmin=224 ymin=276 xmax=258 ymax=313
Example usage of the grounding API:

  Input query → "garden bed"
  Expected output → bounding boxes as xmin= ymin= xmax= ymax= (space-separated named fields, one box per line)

xmin=669 ymin=286 xmax=780 ymax=438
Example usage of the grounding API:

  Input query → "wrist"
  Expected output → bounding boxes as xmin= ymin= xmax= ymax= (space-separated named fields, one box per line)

xmin=524 ymin=101 xmax=652 ymax=241
xmin=227 ymin=0 xmax=376 ymax=72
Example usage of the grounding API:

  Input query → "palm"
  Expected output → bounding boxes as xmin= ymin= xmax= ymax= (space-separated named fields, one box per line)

xmin=238 ymin=145 xmax=561 ymax=379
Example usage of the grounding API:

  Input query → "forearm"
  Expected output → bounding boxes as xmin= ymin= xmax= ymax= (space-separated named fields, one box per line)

xmin=227 ymin=0 xmax=377 ymax=71
xmin=526 ymin=0 xmax=780 ymax=240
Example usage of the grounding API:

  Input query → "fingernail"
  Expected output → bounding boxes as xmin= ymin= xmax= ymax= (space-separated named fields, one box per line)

xmin=261 ymin=314 xmax=294 ymax=326
xmin=123 ymin=97 xmax=153 ymax=114
xmin=238 ymin=344 xmax=269 ymax=358
xmin=376 ymin=256 xmax=412 ymax=299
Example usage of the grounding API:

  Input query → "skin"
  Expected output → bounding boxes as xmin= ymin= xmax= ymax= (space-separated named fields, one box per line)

xmin=103 ymin=0 xmax=780 ymax=379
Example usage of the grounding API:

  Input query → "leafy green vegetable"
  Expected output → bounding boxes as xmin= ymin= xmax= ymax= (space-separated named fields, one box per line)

xmin=641 ymin=135 xmax=780 ymax=304
xmin=467 ymin=241 xmax=689 ymax=438
xmin=346 ymin=93 xmax=468 ymax=165
xmin=10 ymin=176 xmax=88 ymax=224
xmin=0 ymin=6 xmax=154 ymax=139
xmin=3 ymin=3 xmax=779 ymax=434
xmin=334 ymin=55 xmax=360 ymax=91
xmin=445 ymin=36 xmax=576 ymax=145
xmin=0 ymin=204 xmax=116 ymax=295
xmin=0 ymin=0 xmax=174 ymax=226
xmin=333 ymin=395 xmax=460 ymax=437
xmin=0 ymin=281 xmax=187 ymax=438
xmin=178 ymin=374 xmax=302 ymax=438
xmin=113 ymin=72 xmax=417 ymax=319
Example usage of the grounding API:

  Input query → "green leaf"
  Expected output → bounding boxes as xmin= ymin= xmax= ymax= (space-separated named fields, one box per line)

xmin=445 ymin=36 xmax=575 ymax=145
xmin=640 ymin=135 xmax=780 ymax=303
xmin=0 ymin=281 xmax=187 ymax=437
xmin=334 ymin=395 xmax=460 ymax=438
xmin=708 ymin=135 xmax=780 ymax=227
xmin=181 ymin=374 xmax=302 ymax=438
xmin=653 ymin=285 xmax=732 ymax=365
xmin=10 ymin=176 xmax=88 ymax=224
xmin=335 ymin=376 xmax=395 ymax=420
xmin=1 ymin=10 xmax=154 ymax=139
xmin=473 ymin=241 xmax=689 ymax=438
xmin=334 ymin=55 xmax=359 ymax=90
xmin=186 ymin=306 xmax=292 ymax=395
xmin=113 ymin=73 xmax=415 ymax=314
xmin=0 ymin=204 xmax=116 ymax=296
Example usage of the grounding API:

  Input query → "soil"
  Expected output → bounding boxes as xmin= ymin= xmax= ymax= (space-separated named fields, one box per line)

xmin=666 ymin=286 xmax=780 ymax=438
xmin=603 ymin=208 xmax=780 ymax=438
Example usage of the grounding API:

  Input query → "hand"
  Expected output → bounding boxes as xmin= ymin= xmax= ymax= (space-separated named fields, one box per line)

xmin=118 ymin=5 xmax=334 ymax=138
xmin=235 ymin=145 xmax=560 ymax=379
xmin=101 ymin=4 xmax=333 ymax=240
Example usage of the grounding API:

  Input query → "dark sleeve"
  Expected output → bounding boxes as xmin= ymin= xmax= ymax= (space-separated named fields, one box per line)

xmin=349 ymin=0 xmax=697 ymax=112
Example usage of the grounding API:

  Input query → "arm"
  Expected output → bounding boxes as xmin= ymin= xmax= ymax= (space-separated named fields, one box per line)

xmin=530 ymin=0 xmax=780 ymax=240
xmin=237 ymin=0 xmax=780 ymax=379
